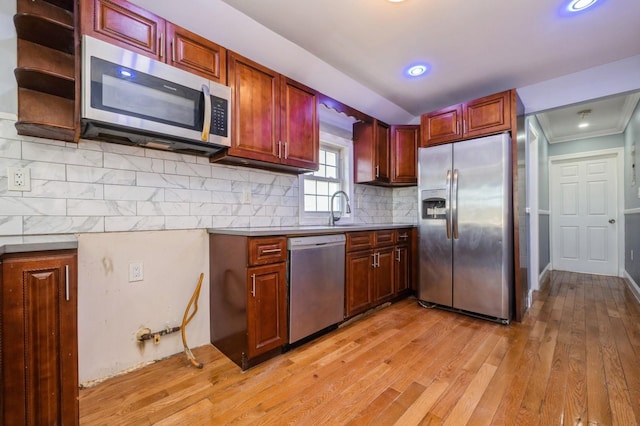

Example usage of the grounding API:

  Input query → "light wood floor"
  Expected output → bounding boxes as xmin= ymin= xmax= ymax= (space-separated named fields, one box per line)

xmin=79 ymin=271 xmax=640 ymax=425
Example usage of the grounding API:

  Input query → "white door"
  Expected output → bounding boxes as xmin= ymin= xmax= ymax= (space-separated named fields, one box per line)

xmin=551 ymin=154 xmax=618 ymax=275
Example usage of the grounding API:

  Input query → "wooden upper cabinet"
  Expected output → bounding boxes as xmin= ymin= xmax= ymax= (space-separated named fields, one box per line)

xmin=216 ymin=51 xmax=319 ymax=172
xmin=463 ymin=90 xmax=512 ymax=138
xmin=164 ymin=23 xmax=226 ymax=82
xmin=353 ymin=119 xmax=390 ymax=184
xmin=280 ymin=77 xmax=319 ymax=170
xmin=81 ymin=0 xmax=165 ymax=58
xmin=390 ymin=125 xmax=419 ymax=185
xmin=81 ymin=0 xmax=226 ymax=83
xmin=420 ymin=89 xmax=514 ymax=147
xmin=420 ymin=104 xmax=463 ymax=146
xmin=226 ymin=51 xmax=280 ymax=162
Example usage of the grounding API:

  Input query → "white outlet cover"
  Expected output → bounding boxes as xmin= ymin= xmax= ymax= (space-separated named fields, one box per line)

xmin=128 ymin=262 xmax=144 ymax=282
xmin=7 ymin=167 xmax=31 ymax=191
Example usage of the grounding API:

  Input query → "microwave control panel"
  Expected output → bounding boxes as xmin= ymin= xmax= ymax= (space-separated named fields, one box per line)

xmin=210 ymin=96 xmax=228 ymax=138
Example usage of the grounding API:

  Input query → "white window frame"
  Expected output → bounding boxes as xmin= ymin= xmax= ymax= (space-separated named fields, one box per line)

xmin=298 ymin=130 xmax=354 ymax=225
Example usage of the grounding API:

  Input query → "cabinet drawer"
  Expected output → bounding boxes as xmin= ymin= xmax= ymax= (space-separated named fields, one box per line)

xmin=346 ymin=231 xmax=374 ymax=252
xmin=395 ymin=229 xmax=411 ymax=245
xmin=374 ymin=230 xmax=395 ymax=246
xmin=248 ymin=237 xmax=287 ymax=265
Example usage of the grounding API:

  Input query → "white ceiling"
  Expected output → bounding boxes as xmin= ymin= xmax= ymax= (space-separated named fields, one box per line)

xmin=129 ymin=0 xmax=640 ymax=127
xmin=218 ymin=0 xmax=640 ymax=116
xmin=536 ymin=92 xmax=640 ymax=144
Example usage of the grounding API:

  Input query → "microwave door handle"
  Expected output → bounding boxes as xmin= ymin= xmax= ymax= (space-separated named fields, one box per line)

xmin=201 ymin=84 xmax=211 ymax=142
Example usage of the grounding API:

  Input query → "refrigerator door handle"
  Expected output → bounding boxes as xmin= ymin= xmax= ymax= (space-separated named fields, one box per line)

xmin=445 ymin=169 xmax=452 ymax=240
xmin=452 ymin=169 xmax=459 ymax=239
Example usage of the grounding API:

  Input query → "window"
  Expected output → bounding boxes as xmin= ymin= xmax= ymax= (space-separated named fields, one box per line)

xmin=299 ymin=132 xmax=353 ymax=225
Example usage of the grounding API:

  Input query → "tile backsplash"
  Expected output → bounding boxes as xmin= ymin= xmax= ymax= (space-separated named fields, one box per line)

xmin=0 ymin=117 xmax=417 ymax=243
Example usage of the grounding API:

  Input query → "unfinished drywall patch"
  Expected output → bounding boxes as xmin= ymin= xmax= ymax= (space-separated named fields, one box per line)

xmin=77 ymin=229 xmax=210 ymax=383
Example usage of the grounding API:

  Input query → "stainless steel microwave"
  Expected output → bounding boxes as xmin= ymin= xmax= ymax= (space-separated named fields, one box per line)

xmin=81 ymin=35 xmax=231 ymax=156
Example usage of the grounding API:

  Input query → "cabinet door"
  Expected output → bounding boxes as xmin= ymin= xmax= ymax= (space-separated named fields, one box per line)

xmin=394 ymin=244 xmax=410 ymax=294
xmin=375 ymin=120 xmax=391 ymax=183
xmin=246 ymin=263 xmax=287 ymax=358
xmin=420 ymin=104 xmax=463 ymax=147
xmin=227 ymin=51 xmax=280 ymax=164
xmin=390 ymin=125 xmax=418 ymax=185
xmin=165 ymin=22 xmax=226 ymax=83
xmin=345 ymin=251 xmax=374 ymax=317
xmin=81 ymin=0 xmax=165 ymax=59
xmin=463 ymin=90 xmax=511 ymax=139
xmin=353 ymin=119 xmax=390 ymax=183
xmin=280 ymin=77 xmax=319 ymax=170
xmin=1 ymin=252 xmax=78 ymax=425
xmin=373 ymin=247 xmax=395 ymax=303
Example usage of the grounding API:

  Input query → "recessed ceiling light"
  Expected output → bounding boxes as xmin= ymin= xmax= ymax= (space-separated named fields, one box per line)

xmin=406 ymin=64 xmax=430 ymax=77
xmin=388 ymin=0 xmax=405 ymax=2
xmin=577 ymin=109 xmax=591 ymax=128
xmin=567 ymin=0 xmax=599 ymax=12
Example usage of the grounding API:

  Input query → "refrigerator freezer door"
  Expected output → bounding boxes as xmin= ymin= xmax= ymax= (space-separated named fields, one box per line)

xmin=452 ymin=134 xmax=512 ymax=319
xmin=418 ymin=144 xmax=453 ymax=306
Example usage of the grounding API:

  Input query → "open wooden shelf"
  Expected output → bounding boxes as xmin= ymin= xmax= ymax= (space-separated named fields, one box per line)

xmin=13 ymin=0 xmax=79 ymax=143
xmin=17 ymin=89 xmax=76 ymax=142
xmin=14 ymin=13 xmax=74 ymax=54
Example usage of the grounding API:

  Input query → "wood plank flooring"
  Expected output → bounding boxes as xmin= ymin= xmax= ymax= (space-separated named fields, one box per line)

xmin=79 ymin=271 xmax=640 ymax=425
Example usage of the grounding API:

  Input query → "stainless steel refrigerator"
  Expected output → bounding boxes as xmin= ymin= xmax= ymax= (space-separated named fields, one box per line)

xmin=417 ymin=133 xmax=513 ymax=323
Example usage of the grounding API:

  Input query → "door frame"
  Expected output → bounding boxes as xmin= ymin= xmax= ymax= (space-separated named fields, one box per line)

xmin=549 ymin=147 xmax=624 ymax=277
xmin=526 ymin=121 xmax=540 ymax=293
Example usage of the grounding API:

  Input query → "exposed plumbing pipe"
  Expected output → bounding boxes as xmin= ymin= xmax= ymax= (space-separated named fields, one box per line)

xmin=182 ymin=272 xmax=204 ymax=369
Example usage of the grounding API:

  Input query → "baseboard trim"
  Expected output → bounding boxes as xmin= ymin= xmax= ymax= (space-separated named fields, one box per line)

xmin=624 ymin=271 xmax=640 ymax=303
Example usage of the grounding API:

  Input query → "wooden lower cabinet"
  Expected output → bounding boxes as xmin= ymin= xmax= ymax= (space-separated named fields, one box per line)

xmin=394 ymin=244 xmax=410 ymax=294
xmin=209 ymin=234 xmax=288 ymax=370
xmin=345 ymin=229 xmax=412 ymax=318
xmin=1 ymin=249 xmax=79 ymax=425
xmin=246 ymin=263 xmax=287 ymax=359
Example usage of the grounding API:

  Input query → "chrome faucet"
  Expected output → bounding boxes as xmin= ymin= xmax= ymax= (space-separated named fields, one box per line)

xmin=329 ymin=190 xmax=352 ymax=226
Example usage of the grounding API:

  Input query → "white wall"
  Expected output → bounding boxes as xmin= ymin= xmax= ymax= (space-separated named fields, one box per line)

xmin=77 ymin=229 xmax=210 ymax=384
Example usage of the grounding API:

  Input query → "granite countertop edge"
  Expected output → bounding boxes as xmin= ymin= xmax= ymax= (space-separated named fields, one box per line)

xmin=208 ymin=223 xmax=416 ymax=237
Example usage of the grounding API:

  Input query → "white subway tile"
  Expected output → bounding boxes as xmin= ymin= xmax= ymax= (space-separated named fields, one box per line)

xmin=0 ymin=216 xmax=23 ymax=235
xmin=190 ymin=176 xmax=232 ymax=192
xmin=165 ymin=188 xmax=212 ymax=203
xmin=0 ymin=138 xmax=21 ymax=159
xmin=136 ymin=201 xmax=189 ymax=216
xmin=29 ymin=181 xmax=104 ymax=200
xmin=67 ymin=165 xmax=136 ymax=185
xmin=22 ymin=141 xmax=103 ymax=166
xmin=104 ymin=152 xmax=164 ymax=173
xmin=67 ymin=200 xmax=136 ymax=216
xmin=104 ymin=216 xmax=165 ymax=232
xmin=23 ymin=216 xmax=104 ymax=234
xmin=165 ymin=160 xmax=212 ymax=177
xmin=144 ymin=149 xmax=197 ymax=163
xmin=137 ymin=172 xmax=189 ymax=189
xmin=165 ymin=215 xmax=213 ymax=230
xmin=0 ymin=197 xmax=67 ymax=215
xmin=104 ymin=185 xmax=164 ymax=202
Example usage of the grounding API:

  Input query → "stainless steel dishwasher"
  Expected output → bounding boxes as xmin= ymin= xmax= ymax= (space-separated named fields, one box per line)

xmin=287 ymin=234 xmax=346 ymax=344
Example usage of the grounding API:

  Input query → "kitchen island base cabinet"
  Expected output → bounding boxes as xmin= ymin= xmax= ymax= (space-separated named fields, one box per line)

xmin=209 ymin=235 xmax=287 ymax=370
xmin=1 ymin=249 xmax=79 ymax=425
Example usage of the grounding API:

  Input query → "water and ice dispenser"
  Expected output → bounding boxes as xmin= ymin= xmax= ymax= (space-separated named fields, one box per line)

xmin=421 ymin=189 xmax=447 ymax=219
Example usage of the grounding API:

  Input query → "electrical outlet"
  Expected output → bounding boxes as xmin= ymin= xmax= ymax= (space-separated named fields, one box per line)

xmin=129 ymin=262 xmax=144 ymax=282
xmin=7 ymin=167 xmax=31 ymax=191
